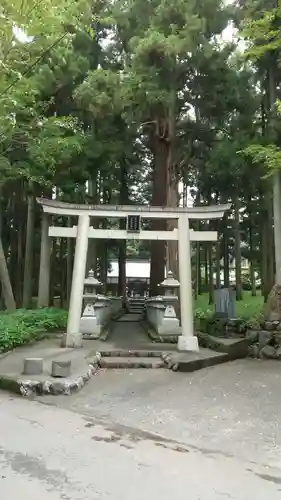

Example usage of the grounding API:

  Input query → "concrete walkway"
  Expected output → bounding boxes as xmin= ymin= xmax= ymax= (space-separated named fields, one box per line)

xmin=107 ymin=316 xmax=155 ymax=349
xmin=1 ymin=389 xmax=280 ymax=499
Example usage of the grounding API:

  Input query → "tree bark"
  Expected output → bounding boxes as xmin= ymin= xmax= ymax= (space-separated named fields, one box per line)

xmin=66 ymin=216 xmax=73 ymax=305
xmin=266 ymin=191 xmax=274 ymax=292
xmin=150 ymin=126 xmax=168 ymax=295
xmin=215 ymin=240 xmax=221 ymax=289
xmin=166 ymin=89 xmax=179 ymax=278
xmin=223 ymin=216 xmax=229 ymax=288
xmin=268 ymin=60 xmax=281 ymax=283
xmin=22 ymin=190 xmax=35 ymax=308
xmin=118 ymin=161 xmax=128 ymax=297
xmin=0 ymin=238 xmax=16 ymax=311
xmin=208 ymin=242 xmax=214 ymax=304
xmin=234 ymin=193 xmax=242 ymax=300
xmin=87 ymin=176 xmax=98 ymax=273
xmin=261 ymin=212 xmax=269 ymax=301
xmin=38 ymin=213 xmax=51 ymax=307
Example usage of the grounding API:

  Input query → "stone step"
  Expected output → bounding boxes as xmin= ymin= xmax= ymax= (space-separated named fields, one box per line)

xmin=100 ymin=357 xmax=164 ymax=369
xmin=99 ymin=350 xmax=164 ymax=358
xmin=116 ymin=313 xmax=143 ymax=322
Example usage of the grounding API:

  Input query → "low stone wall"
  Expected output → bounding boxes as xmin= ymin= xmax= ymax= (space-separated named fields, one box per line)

xmin=146 ymin=296 xmax=181 ymax=336
xmin=80 ymin=295 xmax=123 ymax=339
xmin=0 ymin=353 xmax=102 ymax=397
xmin=198 ymin=316 xmax=281 ymax=360
xmin=247 ymin=321 xmax=281 ymax=359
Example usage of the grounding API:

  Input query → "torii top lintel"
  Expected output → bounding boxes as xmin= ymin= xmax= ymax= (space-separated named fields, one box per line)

xmin=36 ymin=198 xmax=231 ymax=220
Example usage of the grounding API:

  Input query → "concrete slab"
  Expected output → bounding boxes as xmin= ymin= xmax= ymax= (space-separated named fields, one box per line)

xmin=162 ymin=349 xmax=229 ymax=372
xmin=198 ymin=332 xmax=250 ymax=359
xmin=1 ymin=390 xmax=280 ymax=499
xmin=0 ymin=338 xmax=101 ymax=396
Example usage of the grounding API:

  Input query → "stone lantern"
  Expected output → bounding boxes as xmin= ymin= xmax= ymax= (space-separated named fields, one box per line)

xmin=158 ymin=270 xmax=180 ymax=297
xmin=80 ymin=270 xmax=111 ymax=339
xmin=83 ymin=269 xmax=102 ymax=299
xmin=146 ymin=270 xmax=181 ymax=337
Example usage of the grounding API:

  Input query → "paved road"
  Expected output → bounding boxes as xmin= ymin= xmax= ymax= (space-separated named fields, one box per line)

xmin=1 ymin=360 xmax=281 ymax=499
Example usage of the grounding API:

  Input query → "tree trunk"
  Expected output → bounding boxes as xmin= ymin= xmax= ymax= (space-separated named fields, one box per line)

xmin=87 ymin=176 xmax=98 ymax=273
xmin=0 ymin=183 xmax=4 ymax=309
xmin=204 ymin=243 xmax=208 ymax=291
xmin=0 ymin=238 xmax=16 ymax=311
xmin=215 ymin=240 xmax=221 ymax=289
xmin=248 ymin=205 xmax=257 ymax=297
xmin=50 ymin=238 xmax=57 ymax=306
xmin=166 ymin=90 xmax=179 ymax=278
xmin=194 ymin=229 xmax=201 ymax=300
xmin=22 ymin=190 xmax=35 ymax=308
xmin=268 ymin=60 xmax=281 ymax=283
xmin=223 ymin=216 xmax=229 ymax=288
xmin=208 ymin=243 xmax=214 ymax=304
xmin=261 ymin=213 xmax=269 ymax=301
xmin=150 ymin=127 xmax=168 ymax=295
xmin=66 ymin=216 xmax=73 ymax=305
xmin=234 ymin=193 xmax=242 ymax=300
xmin=59 ymin=237 xmax=65 ymax=308
xmin=266 ymin=191 xmax=275 ymax=292
xmin=118 ymin=161 xmax=128 ymax=297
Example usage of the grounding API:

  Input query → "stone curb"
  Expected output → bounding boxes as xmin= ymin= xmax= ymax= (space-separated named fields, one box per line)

xmin=99 ymin=350 xmax=164 ymax=358
xmin=161 ymin=353 xmax=179 ymax=371
xmin=140 ymin=321 xmax=179 ymax=343
xmin=161 ymin=352 xmax=230 ymax=372
xmin=100 ymin=359 xmax=165 ymax=369
xmin=0 ymin=353 xmax=101 ymax=397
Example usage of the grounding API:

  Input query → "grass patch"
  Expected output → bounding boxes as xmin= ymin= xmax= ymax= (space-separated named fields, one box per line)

xmin=0 ymin=308 xmax=68 ymax=353
xmin=194 ymin=292 xmax=264 ymax=323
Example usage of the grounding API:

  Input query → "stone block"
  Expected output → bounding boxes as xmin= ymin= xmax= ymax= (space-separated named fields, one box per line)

xmin=51 ymin=360 xmax=71 ymax=378
xmin=274 ymin=333 xmax=281 ymax=345
xmin=275 ymin=346 xmax=281 ymax=359
xmin=263 ymin=321 xmax=275 ymax=331
xmin=260 ymin=345 xmax=277 ymax=359
xmin=258 ymin=330 xmax=273 ymax=349
xmin=23 ymin=358 xmax=43 ymax=376
xmin=248 ymin=344 xmax=260 ymax=358
xmin=266 ymin=311 xmax=281 ymax=322
xmin=214 ymin=288 xmax=235 ymax=318
xmin=246 ymin=330 xmax=259 ymax=344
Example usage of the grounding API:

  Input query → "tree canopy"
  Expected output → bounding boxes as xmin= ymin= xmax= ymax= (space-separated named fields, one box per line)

xmin=0 ymin=0 xmax=280 ymax=308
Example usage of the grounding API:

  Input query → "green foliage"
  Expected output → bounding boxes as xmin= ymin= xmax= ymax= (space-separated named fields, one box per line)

xmin=243 ymin=144 xmax=281 ymax=174
xmin=0 ymin=308 xmax=67 ymax=352
xmin=194 ymin=292 xmax=264 ymax=322
xmin=242 ymin=6 xmax=281 ymax=61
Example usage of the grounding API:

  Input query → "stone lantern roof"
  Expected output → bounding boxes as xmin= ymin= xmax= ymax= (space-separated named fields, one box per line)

xmin=159 ymin=271 xmax=180 ymax=289
xmin=84 ymin=269 xmax=102 ymax=287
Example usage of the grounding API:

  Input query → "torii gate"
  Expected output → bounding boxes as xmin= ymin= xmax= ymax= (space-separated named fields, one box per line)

xmin=37 ymin=198 xmax=230 ymax=351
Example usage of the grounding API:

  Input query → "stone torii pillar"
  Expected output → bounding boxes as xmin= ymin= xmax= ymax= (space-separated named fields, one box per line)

xmin=61 ymin=214 xmax=90 ymax=347
xmin=177 ymin=214 xmax=197 ymax=351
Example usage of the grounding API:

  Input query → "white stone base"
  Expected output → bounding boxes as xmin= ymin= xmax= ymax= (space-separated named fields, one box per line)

xmin=177 ymin=335 xmax=199 ymax=352
xmin=80 ymin=317 xmax=101 ymax=337
xmin=157 ymin=323 xmax=181 ymax=336
xmin=61 ymin=332 xmax=83 ymax=348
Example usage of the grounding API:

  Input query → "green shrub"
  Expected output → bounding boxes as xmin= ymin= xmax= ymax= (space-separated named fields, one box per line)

xmin=0 ymin=308 xmax=68 ymax=353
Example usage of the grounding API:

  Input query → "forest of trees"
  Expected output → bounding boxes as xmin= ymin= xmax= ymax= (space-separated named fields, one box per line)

xmin=0 ymin=0 xmax=281 ymax=311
